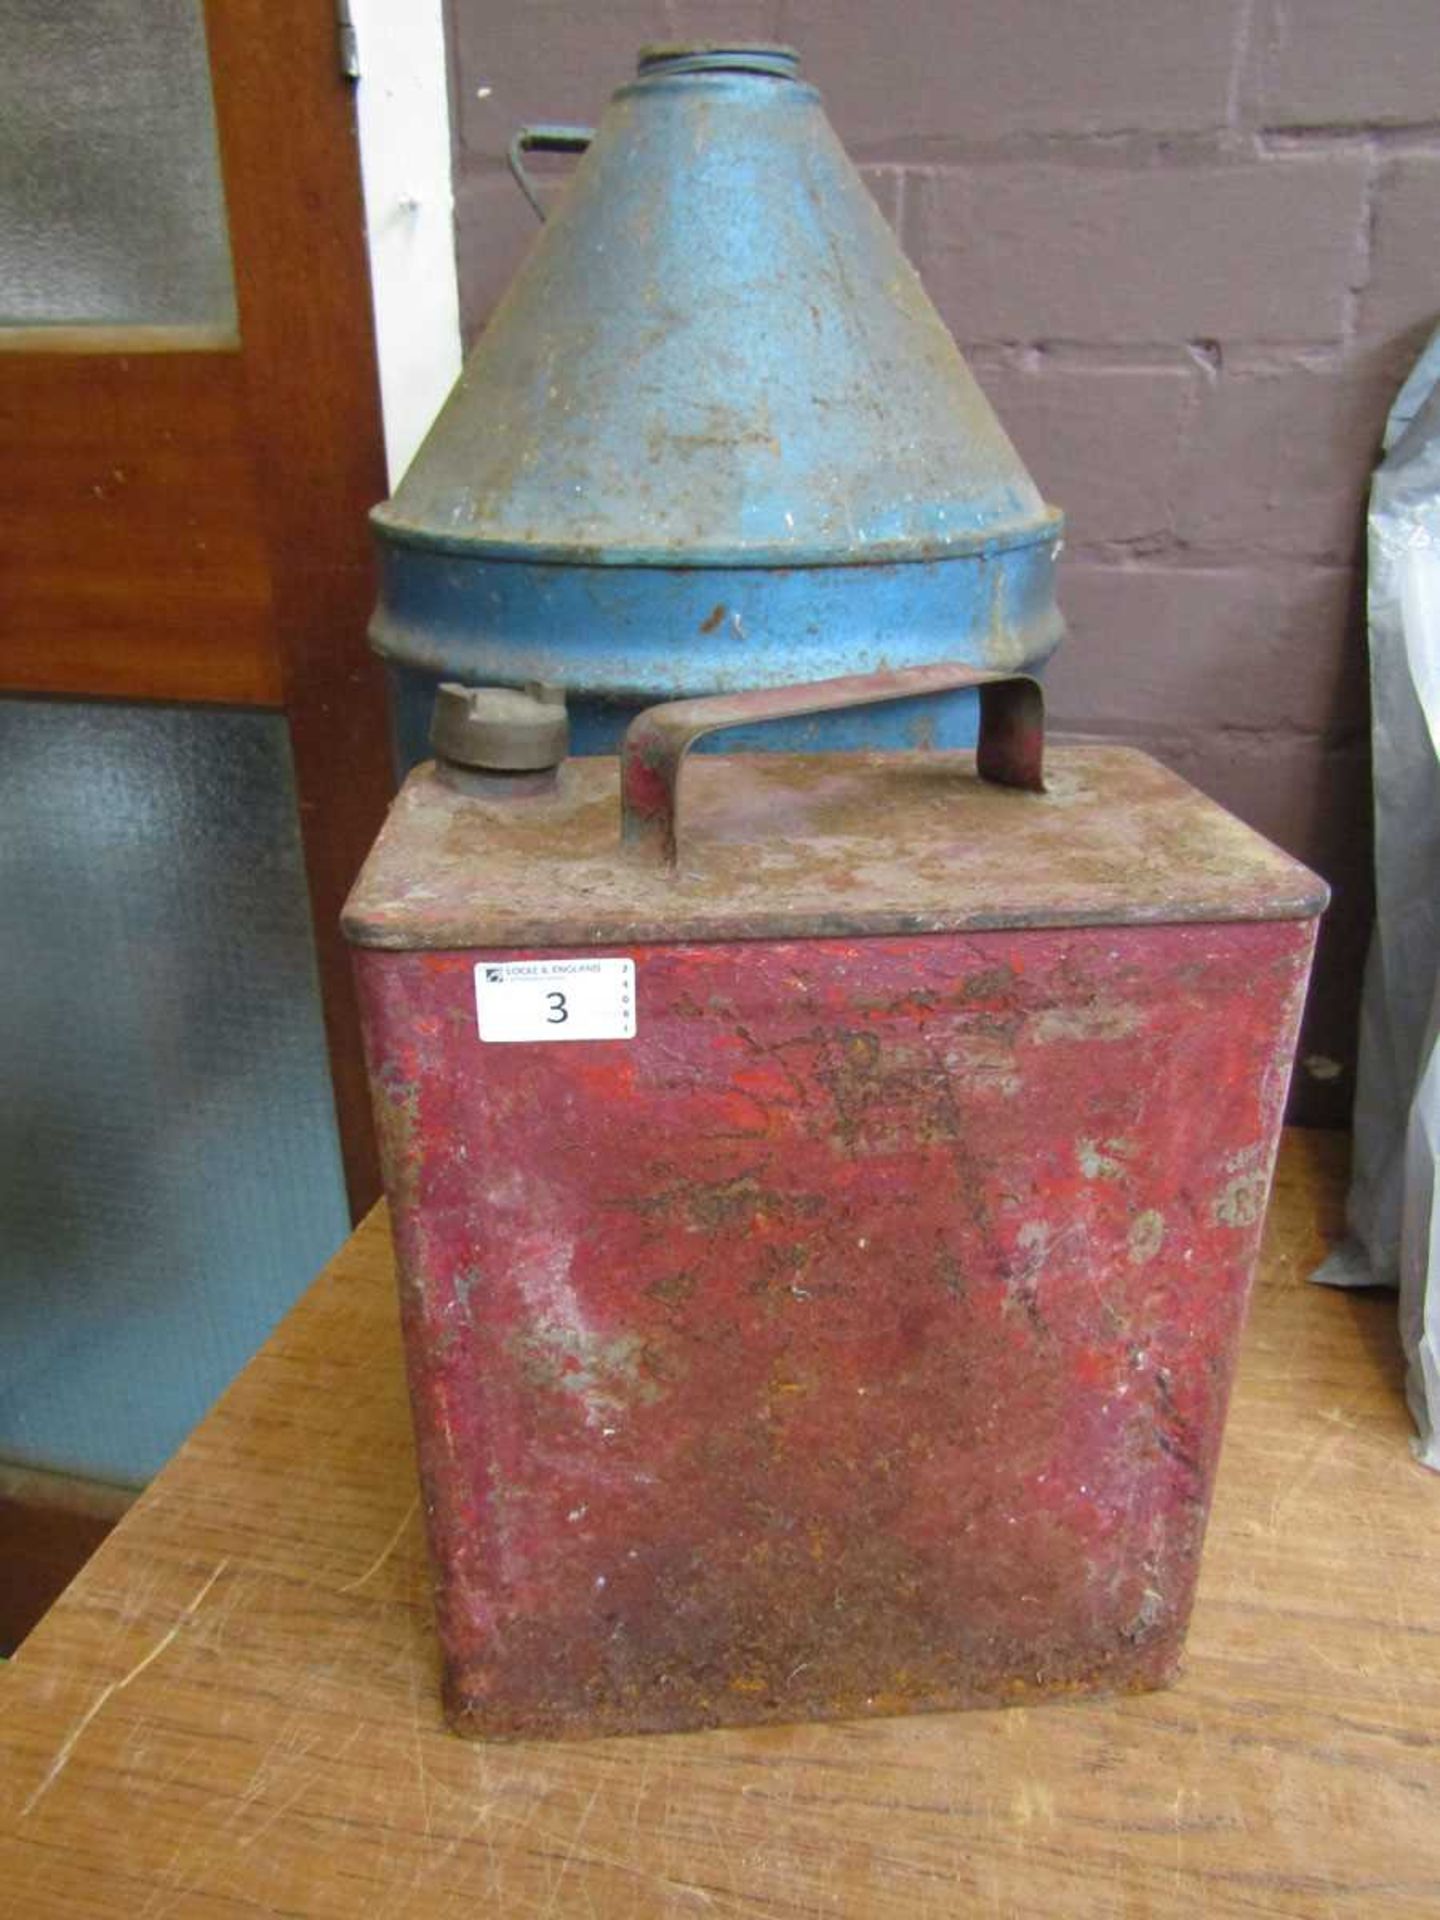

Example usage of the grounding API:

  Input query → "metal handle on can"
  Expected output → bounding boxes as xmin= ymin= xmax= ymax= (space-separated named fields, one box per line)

xmin=507 ymin=125 xmax=594 ymax=221
xmin=620 ymin=662 xmax=1045 ymax=869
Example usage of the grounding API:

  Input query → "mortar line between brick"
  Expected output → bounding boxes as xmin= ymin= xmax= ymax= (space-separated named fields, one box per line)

xmin=960 ymin=339 xmax=1355 ymax=368
xmin=847 ymin=130 xmax=1248 ymax=169
xmin=1050 ymin=720 xmax=1369 ymax=751
xmin=1341 ymin=141 xmax=1383 ymax=349
xmin=1065 ymin=550 xmax=1356 ymax=578
xmin=893 ymin=167 xmax=912 ymax=255
xmin=460 ymin=128 xmax=1371 ymax=175
xmin=1260 ymin=123 xmax=1440 ymax=152
xmin=1225 ymin=0 xmax=1259 ymax=130
xmin=1168 ymin=353 xmax=1214 ymax=549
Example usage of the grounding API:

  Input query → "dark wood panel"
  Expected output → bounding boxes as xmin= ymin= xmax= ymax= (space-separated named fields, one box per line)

xmin=0 ymin=352 xmax=281 ymax=706
xmin=205 ymin=1 xmax=395 ymax=1213
xmin=0 ymin=1471 xmax=132 ymax=1656
xmin=0 ymin=14 xmax=393 ymax=1210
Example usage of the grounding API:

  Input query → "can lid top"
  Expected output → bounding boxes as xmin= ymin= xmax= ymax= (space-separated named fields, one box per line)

xmin=343 ymin=746 xmax=1328 ymax=951
xmin=635 ymin=44 xmax=800 ymax=79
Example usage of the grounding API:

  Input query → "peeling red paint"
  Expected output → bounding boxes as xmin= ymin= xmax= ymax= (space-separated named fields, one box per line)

xmin=354 ymin=910 xmax=1317 ymax=1741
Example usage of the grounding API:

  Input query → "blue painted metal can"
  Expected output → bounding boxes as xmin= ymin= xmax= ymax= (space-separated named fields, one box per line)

xmin=371 ymin=44 xmax=1065 ymax=758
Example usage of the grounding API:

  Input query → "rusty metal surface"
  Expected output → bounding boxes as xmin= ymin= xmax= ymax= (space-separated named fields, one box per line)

xmin=355 ymin=915 xmax=1317 ymax=1740
xmin=343 ymin=745 xmax=1329 ymax=952
xmin=368 ymin=42 xmax=1065 ymax=757
xmin=620 ymin=663 xmax=1045 ymax=867
xmin=373 ymin=47 xmax=1053 ymax=567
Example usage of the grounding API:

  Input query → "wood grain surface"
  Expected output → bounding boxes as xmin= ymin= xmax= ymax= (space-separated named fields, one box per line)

xmin=0 ymin=350 xmax=281 ymax=707
xmin=0 ymin=1470 xmax=130 ymax=1657
xmin=2 ymin=1130 xmax=1437 ymax=1917
xmin=0 ymin=6 xmax=395 ymax=1212
xmin=202 ymin=0 xmax=396 ymax=1215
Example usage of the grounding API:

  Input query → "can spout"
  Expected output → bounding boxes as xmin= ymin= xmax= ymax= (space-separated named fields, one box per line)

xmin=430 ymin=683 xmax=568 ymax=799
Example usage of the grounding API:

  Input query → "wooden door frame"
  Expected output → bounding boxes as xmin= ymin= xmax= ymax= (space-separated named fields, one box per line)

xmin=0 ymin=3 xmax=395 ymax=1214
xmin=204 ymin=0 xmax=394 ymax=1214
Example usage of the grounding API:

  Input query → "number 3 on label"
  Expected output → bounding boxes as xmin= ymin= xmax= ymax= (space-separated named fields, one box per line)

xmin=474 ymin=958 xmax=635 ymax=1043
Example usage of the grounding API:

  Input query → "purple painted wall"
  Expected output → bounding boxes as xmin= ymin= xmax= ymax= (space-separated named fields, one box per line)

xmin=442 ymin=0 xmax=1440 ymax=1124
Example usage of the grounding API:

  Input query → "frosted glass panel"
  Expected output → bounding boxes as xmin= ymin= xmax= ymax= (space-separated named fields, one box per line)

xmin=0 ymin=0 xmax=236 ymax=328
xmin=0 ymin=701 xmax=349 ymax=1484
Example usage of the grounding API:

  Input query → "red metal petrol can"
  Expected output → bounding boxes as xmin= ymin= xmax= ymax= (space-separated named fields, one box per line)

xmin=343 ymin=665 xmax=1326 ymax=1741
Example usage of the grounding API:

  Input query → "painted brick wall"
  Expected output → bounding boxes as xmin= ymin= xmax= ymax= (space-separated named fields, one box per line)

xmin=443 ymin=0 xmax=1440 ymax=1124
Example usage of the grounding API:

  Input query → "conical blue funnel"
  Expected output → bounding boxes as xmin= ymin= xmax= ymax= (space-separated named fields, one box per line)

xmin=372 ymin=44 xmax=1064 ymax=756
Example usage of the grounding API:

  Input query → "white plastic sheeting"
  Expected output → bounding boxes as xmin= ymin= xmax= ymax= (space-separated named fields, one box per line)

xmin=1314 ymin=327 xmax=1440 ymax=1471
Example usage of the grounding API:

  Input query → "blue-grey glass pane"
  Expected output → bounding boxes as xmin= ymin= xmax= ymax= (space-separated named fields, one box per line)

xmin=0 ymin=700 xmax=349 ymax=1484
xmin=0 ymin=0 xmax=236 ymax=328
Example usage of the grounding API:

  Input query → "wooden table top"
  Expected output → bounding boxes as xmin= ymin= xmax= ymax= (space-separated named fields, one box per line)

xmin=2 ymin=1131 xmax=1438 ymax=1918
